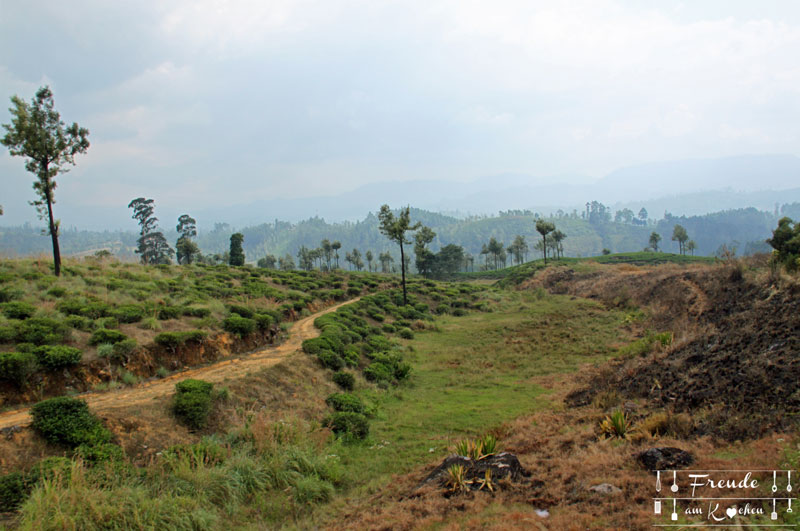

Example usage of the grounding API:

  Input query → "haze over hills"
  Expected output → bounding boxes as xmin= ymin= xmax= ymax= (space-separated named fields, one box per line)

xmin=2 ymin=154 xmax=800 ymax=232
xmin=182 ymin=153 xmax=800 ymax=228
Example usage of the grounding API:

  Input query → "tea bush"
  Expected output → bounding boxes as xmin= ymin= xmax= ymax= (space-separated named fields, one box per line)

xmin=326 ymin=411 xmax=369 ymax=439
xmin=363 ymin=361 xmax=393 ymax=383
xmin=2 ymin=301 xmax=36 ymax=319
xmin=302 ymin=337 xmax=331 ymax=355
xmin=0 ymin=472 xmax=26 ymax=511
xmin=332 ymin=371 xmax=355 ymax=390
xmin=222 ymin=314 xmax=256 ymax=338
xmin=33 ymin=345 xmax=82 ymax=369
xmin=154 ymin=330 xmax=207 ymax=350
xmin=157 ymin=305 xmax=181 ymax=320
xmin=30 ymin=397 xmax=112 ymax=448
xmin=111 ymin=304 xmax=144 ymax=324
xmin=226 ymin=304 xmax=255 ymax=319
xmin=325 ymin=393 xmax=365 ymax=414
xmin=14 ymin=317 xmax=71 ymax=345
xmin=0 ymin=351 xmax=38 ymax=385
xmin=173 ymin=379 xmax=215 ymax=430
xmin=89 ymin=328 xmax=128 ymax=345
xmin=318 ymin=350 xmax=345 ymax=371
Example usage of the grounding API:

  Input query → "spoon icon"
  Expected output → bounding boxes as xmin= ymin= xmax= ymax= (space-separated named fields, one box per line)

xmin=671 ymin=470 xmax=679 ymax=493
xmin=773 ymin=471 xmax=778 ymax=493
xmin=656 ymin=470 xmax=661 ymax=492
xmin=788 ymin=471 xmax=792 ymax=493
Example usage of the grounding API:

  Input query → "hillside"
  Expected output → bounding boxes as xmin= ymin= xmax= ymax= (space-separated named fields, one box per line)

xmin=2 ymin=203 xmax=790 ymax=266
xmin=0 ymin=256 xmax=798 ymax=529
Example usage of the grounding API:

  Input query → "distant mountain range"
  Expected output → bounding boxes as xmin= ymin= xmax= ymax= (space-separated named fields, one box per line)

xmin=188 ymin=153 xmax=800 ymax=228
xmin=3 ymin=154 xmax=800 ymax=231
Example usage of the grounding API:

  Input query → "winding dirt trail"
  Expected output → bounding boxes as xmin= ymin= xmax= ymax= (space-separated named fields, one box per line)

xmin=0 ymin=298 xmax=358 ymax=430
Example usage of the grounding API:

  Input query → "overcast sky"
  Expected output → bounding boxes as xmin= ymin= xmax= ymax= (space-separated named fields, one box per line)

xmin=2 ymin=0 xmax=800 ymax=226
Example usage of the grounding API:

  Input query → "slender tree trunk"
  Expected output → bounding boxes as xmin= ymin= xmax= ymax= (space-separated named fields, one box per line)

xmin=400 ymin=242 xmax=407 ymax=305
xmin=43 ymin=174 xmax=61 ymax=277
xmin=543 ymin=235 xmax=547 ymax=265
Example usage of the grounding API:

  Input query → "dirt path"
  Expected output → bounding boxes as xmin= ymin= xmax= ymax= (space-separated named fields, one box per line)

xmin=0 ymin=298 xmax=358 ymax=429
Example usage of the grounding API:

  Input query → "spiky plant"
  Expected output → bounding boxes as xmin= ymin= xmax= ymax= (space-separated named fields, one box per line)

xmin=445 ymin=464 xmax=467 ymax=494
xmin=600 ymin=409 xmax=630 ymax=439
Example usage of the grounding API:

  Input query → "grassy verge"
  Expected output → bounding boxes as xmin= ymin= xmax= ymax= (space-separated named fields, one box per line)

xmin=316 ymin=289 xmax=630 ymax=520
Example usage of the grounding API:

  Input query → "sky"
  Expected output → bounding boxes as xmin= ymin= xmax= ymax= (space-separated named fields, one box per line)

xmin=2 ymin=0 xmax=800 ymax=227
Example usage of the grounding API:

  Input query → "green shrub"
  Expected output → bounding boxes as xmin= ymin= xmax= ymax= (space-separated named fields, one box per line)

xmin=0 ymin=287 xmax=22 ymax=303
xmin=112 ymin=338 xmax=138 ymax=359
xmin=89 ymin=328 xmax=127 ymax=345
xmin=317 ymin=350 xmax=345 ymax=371
xmin=173 ymin=379 xmax=215 ymax=430
xmin=34 ymin=345 xmax=82 ymax=369
xmin=157 ymin=305 xmax=181 ymax=320
xmin=46 ymin=286 xmax=67 ymax=298
xmin=434 ymin=304 xmax=449 ymax=315
xmin=0 ymin=324 xmax=15 ymax=343
xmin=81 ymin=301 xmax=112 ymax=319
xmin=111 ymin=304 xmax=144 ymax=324
xmin=222 ymin=314 xmax=256 ymax=338
xmin=0 ymin=472 xmax=26 ymax=511
xmin=30 ymin=397 xmax=112 ymax=448
xmin=327 ymin=411 xmax=369 ymax=439
xmin=182 ymin=306 xmax=211 ymax=318
xmin=342 ymin=346 xmax=360 ymax=367
xmin=96 ymin=343 xmax=115 ymax=359
xmin=94 ymin=316 xmax=119 ymax=329
xmin=328 ymin=289 xmax=345 ymax=300
xmin=366 ymin=334 xmax=392 ymax=353
xmin=0 ymin=351 xmax=38 ymax=386
xmin=64 ymin=314 xmax=92 ymax=331
xmin=55 ymin=298 xmax=84 ymax=316
xmin=14 ymin=317 xmax=71 ymax=345
xmin=325 ymin=392 xmax=365 ymax=413
xmin=332 ymin=371 xmax=355 ymax=390
xmin=452 ymin=308 xmax=467 ymax=316
xmin=75 ymin=441 xmax=125 ymax=464
xmin=254 ymin=313 xmax=274 ymax=330
xmin=2 ymin=301 xmax=36 ymax=319
xmin=363 ymin=362 xmax=393 ymax=382
xmin=302 ymin=337 xmax=331 ymax=355
xmin=226 ymin=304 xmax=255 ymax=318
xmin=397 ymin=327 xmax=414 ymax=340
xmin=154 ymin=330 xmax=206 ymax=350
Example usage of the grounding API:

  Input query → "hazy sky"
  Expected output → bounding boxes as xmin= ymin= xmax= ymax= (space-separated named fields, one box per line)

xmin=2 ymin=0 xmax=800 ymax=225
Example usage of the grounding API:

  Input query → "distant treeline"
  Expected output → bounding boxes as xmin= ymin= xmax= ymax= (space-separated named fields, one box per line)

xmin=2 ymin=202 xmax=795 ymax=268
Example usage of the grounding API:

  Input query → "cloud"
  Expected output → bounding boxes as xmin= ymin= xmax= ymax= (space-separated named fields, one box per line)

xmin=2 ymin=0 xmax=800 ymax=227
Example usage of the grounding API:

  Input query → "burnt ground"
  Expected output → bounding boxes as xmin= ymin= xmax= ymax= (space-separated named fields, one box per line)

xmin=528 ymin=261 xmax=800 ymax=441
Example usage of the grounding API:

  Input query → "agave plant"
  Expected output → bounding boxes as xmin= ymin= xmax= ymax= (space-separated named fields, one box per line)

xmin=476 ymin=468 xmax=495 ymax=492
xmin=480 ymin=434 xmax=497 ymax=457
xmin=454 ymin=434 xmax=499 ymax=460
xmin=600 ymin=409 xmax=630 ymax=439
xmin=446 ymin=464 xmax=468 ymax=493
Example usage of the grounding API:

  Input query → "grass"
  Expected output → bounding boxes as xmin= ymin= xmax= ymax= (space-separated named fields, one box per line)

xmin=316 ymin=289 xmax=629 ymax=512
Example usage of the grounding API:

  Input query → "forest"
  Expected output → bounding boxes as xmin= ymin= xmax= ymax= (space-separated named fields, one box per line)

xmin=0 ymin=202 xmax=789 ymax=274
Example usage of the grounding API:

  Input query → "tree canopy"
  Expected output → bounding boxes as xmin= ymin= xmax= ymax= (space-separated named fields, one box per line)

xmin=378 ymin=205 xmax=420 ymax=305
xmin=2 ymin=86 xmax=90 ymax=276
